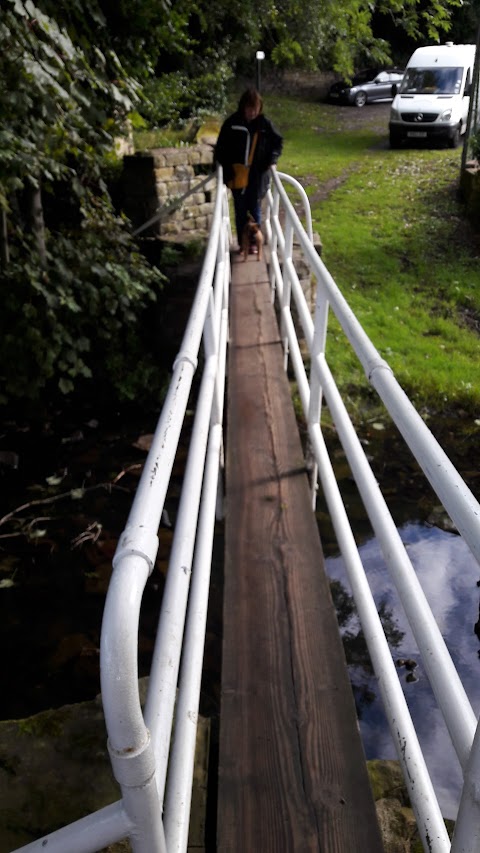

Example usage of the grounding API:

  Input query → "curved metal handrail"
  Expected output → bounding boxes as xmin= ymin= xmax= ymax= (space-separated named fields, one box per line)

xmin=266 ymin=167 xmax=480 ymax=851
xmin=276 ymin=169 xmax=314 ymax=242
xmin=13 ymin=163 xmax=480 ymax=852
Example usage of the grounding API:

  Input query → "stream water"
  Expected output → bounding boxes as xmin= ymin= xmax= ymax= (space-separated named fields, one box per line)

xmin=1 ymin=397 xmax=479 ymax=823
xmin=327 ymin=524 xmax=480 ymax=819
xmin=317 ymin=417 xmax=480 ymax=820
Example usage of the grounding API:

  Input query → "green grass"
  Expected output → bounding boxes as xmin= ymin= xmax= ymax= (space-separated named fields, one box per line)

xmin=133 ymin=127 xmax=189 ymax=149
xmin=132 ymin=117 xmax=222 ymax=150
xmin=137 ymin=90 xmax=480 ymax=418
xmin=263 ymin=94 xmax=480 ymax=418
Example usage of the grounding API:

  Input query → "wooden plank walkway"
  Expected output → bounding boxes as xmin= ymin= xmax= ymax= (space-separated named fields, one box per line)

xmin=217 ymin=251 xmax=384 ymax=852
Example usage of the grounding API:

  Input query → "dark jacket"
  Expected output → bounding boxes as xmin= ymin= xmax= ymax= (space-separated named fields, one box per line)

xmin=214 ymin=111 xmax=283 ymax=198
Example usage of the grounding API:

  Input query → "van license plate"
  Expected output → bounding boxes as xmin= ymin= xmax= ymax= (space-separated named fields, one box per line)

xmin=408 ymin=131 xmax=427 ymax=138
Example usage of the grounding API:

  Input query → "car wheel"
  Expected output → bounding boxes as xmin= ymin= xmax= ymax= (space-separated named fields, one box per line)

xmin=389 ymin=132 xmax=401 ymax=149
xmin=449 ymin=125 xmax=461 ymax=149
xmin=354 ymin=91 xmax=367 ymax=108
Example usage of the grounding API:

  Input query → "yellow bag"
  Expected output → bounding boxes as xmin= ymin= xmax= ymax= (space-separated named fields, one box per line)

xmin=226 ymin=132 xmax=258 ymax=190
xmin=227 ymin=163 xmax=250 ymax=190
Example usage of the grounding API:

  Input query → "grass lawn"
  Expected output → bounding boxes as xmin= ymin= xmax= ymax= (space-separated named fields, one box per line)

xmin=262 ymin=94 xmax=480 ymax=420
xmin=135 ymin=90 xmax=480 ymax=421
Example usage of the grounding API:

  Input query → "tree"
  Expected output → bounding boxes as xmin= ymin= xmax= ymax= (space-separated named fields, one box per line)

xmin=275 ymin=0 xmax=463 ymax=75
xmin=0 ymin=0 xmax=468 ymax=409
xmin=0 ymin=0 xmax=163 ymax=406
xmin=182 ymin=0 xmax=463 ymax=79
xmin=36 ymin=0 xmax=185 ymax=84
xmin=448 ymin=0 xmax=480 ymax=43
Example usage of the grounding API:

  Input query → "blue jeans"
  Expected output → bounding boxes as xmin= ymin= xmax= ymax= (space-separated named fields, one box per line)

xmin=232 ymin=188 xmax=261 ymax=245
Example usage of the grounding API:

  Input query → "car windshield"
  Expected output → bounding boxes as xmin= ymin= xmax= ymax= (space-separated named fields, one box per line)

xmin=399 ymin=66 xmax=462 ymax=95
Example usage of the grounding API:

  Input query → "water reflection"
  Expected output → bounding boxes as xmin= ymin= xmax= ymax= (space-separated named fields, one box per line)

xmin=326 ymin=522 xmax=480 ymax=820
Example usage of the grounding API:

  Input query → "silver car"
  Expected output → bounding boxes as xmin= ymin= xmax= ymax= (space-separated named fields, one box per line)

xmin=328 ymin=68 xmax=404 ymax=107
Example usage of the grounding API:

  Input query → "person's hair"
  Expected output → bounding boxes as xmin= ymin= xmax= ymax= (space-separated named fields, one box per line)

xmin=238 ymin=87 xmax=263 ymax=115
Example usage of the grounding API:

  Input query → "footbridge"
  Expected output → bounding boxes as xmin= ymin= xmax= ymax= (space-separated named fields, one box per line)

xmin=11 ymin=169 xmax=480 ymax=852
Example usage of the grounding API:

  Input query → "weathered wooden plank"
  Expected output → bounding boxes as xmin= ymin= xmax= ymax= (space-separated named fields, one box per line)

xmin=218 ymin=253 xmax=384 ymax=852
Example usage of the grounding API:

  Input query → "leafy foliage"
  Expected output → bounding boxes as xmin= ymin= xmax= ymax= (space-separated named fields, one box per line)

xmin=0 ymin=198 xmax=161 ymax=404
xmin=258 ymin=0 xmax=463 ymax=77
xmin=141 ymin=53 xmax=232 ymax=127
xmin=0 ymin=0 xmax=164 ymax=406
xmin=0 ymin=0 xmax=472 ymax=414
xmin=0 ymin=0 xmax=139 ymax=197
xmin=267 ymin=94 xmax=480 ymax=416
xmin=470 ymin=129 xmax=480 ymax=161
xmin=182 ymin=0 xmax=464 ymax=79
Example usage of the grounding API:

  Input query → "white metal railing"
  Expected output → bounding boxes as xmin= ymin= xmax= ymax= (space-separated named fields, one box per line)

xmin=11 ymin=167 xmax=231 ymax=853
xmin=12 ymin=165 xmax=480 ymax=852
xmin=265 ymin=168 xmax=480 ymax=852
xmin=132 ymin=172 xmax=214 ymax=237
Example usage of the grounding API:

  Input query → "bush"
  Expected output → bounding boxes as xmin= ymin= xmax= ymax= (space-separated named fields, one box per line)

xmin=469 ymin=129 xmax=480 ymax=162
xmin=0 ymin=194 xmax=166 ymax=406
xmin=140 ymin=60 xmax=232 ymax=128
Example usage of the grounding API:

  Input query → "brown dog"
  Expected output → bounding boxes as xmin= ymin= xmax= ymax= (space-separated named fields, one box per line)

xmin=241 ymin=214 xmax=263 ymax=261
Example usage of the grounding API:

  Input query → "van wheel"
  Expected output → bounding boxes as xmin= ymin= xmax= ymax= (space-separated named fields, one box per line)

xmin=389 ymin=133 xmax=401 ymax=149
xmin=449 ymin=125 xmax=461 ymax=149
xmin=354 ymin=91 xmax=367 ymax=108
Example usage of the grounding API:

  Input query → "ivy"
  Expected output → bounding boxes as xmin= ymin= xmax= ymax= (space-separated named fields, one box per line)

xmin=0 ymin=208 xmax=163 ymax=404
xmin=0 ymin=0 xmax=165 ymax=407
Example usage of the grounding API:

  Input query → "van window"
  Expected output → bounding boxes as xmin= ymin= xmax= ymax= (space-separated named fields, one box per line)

xmin=400 ymin=66 xmax=462 ymax=95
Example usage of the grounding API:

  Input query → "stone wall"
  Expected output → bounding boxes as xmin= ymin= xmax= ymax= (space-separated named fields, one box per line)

xmin=0 ymin=679 xmax=210 ymax=852
xmin=121 ymin=144 xmax=217 ymax=242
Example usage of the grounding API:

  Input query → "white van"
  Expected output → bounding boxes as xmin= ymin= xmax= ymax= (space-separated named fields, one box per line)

xmin=389 ymin=43 xmax=476 ymax=148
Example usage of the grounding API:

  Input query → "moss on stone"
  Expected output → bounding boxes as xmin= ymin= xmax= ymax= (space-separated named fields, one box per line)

xmin=0 ymin=680 xmax=210 ymax=853
xmin=367 ymin=759 xmax=455 ymax=853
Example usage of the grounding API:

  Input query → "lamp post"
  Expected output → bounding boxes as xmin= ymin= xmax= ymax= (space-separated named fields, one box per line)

xmin=256 ymin=50 xmax=265 ymax=92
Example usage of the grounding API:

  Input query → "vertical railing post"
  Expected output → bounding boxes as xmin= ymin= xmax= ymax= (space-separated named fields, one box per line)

xmin=267 ymin=181 xmax=281 ymax=302
xmin=308 ymin=283 xmax=330 ymax=508
xmin=281 ymin=216 xmax=293 ymax=371
xmin=215 ymin=204 xmax=230 ymax=521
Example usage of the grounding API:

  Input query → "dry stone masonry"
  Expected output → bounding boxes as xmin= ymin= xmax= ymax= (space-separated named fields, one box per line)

xmin=121 ymin=143 xmax=217 ymax=242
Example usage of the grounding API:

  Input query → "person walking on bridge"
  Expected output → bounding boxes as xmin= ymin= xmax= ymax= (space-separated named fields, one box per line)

xmin=214 ymin=87 xmax=283 ymax=253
